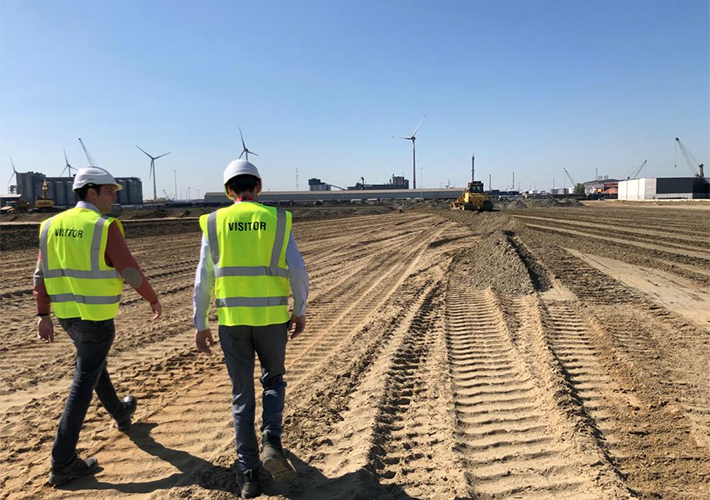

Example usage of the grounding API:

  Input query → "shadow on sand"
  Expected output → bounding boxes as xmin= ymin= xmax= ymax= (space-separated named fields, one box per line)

xmin=56 ymin=422 xmax=469 ymax=499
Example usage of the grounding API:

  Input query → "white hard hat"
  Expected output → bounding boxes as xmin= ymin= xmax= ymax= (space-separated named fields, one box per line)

xmin=72 ymin=166 xmax=123 ymax=191
xmin=223 ymin=159 xmax=261 ymax=185
xmin=223 ymin=159 xmax=262 ymax=199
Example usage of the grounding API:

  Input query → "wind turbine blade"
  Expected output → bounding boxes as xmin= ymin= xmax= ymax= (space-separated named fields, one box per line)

xmin=250 ymin=151 xmax=259 ymax=157
xmin=10 ymin=157 xmax=17 ymax=173
xmin=411 ymin=115 xmax=426 ymax=137
xmin=401 ymin=136 xmax=411 ymax=140
xmin=239 ymin=151 xmax=245 ymax=159
xmin=155 ymin=152 xmax=171 ymax=159
xmin=239 ymin=128 xmax=247 ymax=151
xmin=64 ymin=148 xmax=70 ymax=167
xmin=136 ymin=145 xmax=153 ymax=158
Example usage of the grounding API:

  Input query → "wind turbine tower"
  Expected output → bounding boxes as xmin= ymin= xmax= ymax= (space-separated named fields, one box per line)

xmin=239 ymin=128 xmax=259 ymax=161
xmin=136 ymin=146 xmax=171 ymax=201
xmin=7 ymin=157 xmax=19 ymax=193
xmin=395 ymin=116 xmax=425 ymax=189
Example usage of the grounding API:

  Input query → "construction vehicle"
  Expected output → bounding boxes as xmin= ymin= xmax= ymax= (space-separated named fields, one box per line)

xmin=0 ymin=199 xmax=30 ymax=214
xmin=34 ymin=179 xmax=55 ymax=211
xmin=451 ymin=181 xmax=493 ymax=211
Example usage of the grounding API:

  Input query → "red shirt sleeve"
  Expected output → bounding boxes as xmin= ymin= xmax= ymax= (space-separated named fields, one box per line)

xmin=105 ymin=222 xmax=159 ymax=304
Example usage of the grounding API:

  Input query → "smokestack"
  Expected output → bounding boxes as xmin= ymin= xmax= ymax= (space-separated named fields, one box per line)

xmin=471 ymin=155 xmax=475 ymax=183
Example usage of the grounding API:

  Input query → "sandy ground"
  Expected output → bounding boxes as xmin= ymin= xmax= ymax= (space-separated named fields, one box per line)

xmin=1 ymin=204 xmax=709 ymax=499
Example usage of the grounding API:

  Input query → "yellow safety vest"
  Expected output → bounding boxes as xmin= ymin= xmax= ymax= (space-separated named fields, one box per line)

xmin=39 ymin=207 xmax=124 ymax=320
xmin=199 ymin=202 xmax=292 ymax=326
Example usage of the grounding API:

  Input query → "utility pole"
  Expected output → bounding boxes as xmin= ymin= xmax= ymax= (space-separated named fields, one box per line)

xmin=488 ymin=174 xmax=491 ymax=191
xmin=173 ymin=170 xmax=177 ymax=201
xmin=512 ymin=172 xmax=515 ymax=191
xmin=595 ymin=167 xmax=598 ymax=180
xmin=471 ymin=155 xmax=475 ymax=182
xmin=296 ymin=168 xmax=299 ymax=191
xmin=553 ymin=177 xmax=555 ymax=190
xmin=188 ymin=186 xmax=191 ymax=200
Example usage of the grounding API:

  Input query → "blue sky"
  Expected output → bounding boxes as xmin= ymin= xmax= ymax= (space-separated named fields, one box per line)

xmin=1 ymin=0 xmax=708 ymax=197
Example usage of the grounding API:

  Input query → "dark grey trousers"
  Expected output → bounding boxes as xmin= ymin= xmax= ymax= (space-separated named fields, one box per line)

xmin=219 ymin=322 xmax=288 ymax=473
xmin=52 ymin=318 xmax=127 ymax=467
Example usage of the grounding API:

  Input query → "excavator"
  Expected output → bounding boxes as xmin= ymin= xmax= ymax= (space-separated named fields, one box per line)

xmin=451 ymin=181 xmax=493 ymax=211
xmin=34 ymin=179 xmax=55 ymax=211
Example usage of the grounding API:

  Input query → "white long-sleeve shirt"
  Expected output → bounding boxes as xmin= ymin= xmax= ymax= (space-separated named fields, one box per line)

xmin=192 ymin=216 xmax=309 ymax=331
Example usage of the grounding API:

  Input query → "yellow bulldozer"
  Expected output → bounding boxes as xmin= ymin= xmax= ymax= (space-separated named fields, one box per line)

xmin=451 ymin=181 xmax=493 ymax=211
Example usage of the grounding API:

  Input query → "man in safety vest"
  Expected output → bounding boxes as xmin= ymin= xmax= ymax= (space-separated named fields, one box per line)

xmin=34 ymin=166 xmax=162 ymax=486
xmin=193 ymin=159 xmax=308 ymax=499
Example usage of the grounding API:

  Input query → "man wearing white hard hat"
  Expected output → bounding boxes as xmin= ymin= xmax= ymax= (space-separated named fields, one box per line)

xmin=193 ymin=159 xmax=308 ymax=498
xmin=33 ymin=166 xmax=162 ymax=486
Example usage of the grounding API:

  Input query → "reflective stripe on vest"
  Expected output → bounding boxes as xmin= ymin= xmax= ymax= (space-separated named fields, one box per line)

xmin=202 ymin=204 xmax=291 ymax=326
xmin=40 ymin=208 xmax=123 ymax=320
xmin=49 ymin=293 xmax=123 ymax=304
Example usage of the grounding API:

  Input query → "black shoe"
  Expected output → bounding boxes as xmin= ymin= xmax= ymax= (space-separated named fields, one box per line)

xmin=237 ymin=468 xmax=262 ymax=499
xmin=116 ymin=395 xmax=137 ymax=432
xmin=261 ymin=432 xmax=296 ymax=481
xmin=48 ymin=456 xmax=99 ymax=486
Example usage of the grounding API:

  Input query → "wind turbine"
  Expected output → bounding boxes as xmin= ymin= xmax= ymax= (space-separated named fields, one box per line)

xmin=394 ymin=116 xmax=425 ymax=189
xmin=136 ymin=146 xmax=171 ymax=201
xmin=60 ymin=149 xmax=77 ymax=177
xmin=7 ymin=157 xmax=19 ymax=192
xmin=239 ymin=128 xmax=258 ymax=161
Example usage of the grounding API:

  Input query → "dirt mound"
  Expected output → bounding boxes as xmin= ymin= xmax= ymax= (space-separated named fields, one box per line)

xmin=496 ymin=197 xmax=583 ymax=210
xmin=453 ymin=230 xmax=536 ymax=295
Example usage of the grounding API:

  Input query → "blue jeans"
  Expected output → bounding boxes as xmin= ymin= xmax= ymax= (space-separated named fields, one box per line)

xmin=52 ymin=318 xmax=127 ymax=467
xmin=219 ymin=323 xmax=288 ymax=473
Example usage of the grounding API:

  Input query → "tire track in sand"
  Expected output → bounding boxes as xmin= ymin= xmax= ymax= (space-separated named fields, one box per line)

xmin=542 ymin=301 xmax=710 ymax=499
xmin=445 ymin=283 xmax=621 ymax=499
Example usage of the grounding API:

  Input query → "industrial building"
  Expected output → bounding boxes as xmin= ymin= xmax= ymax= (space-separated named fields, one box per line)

xmin=10 ymin=171 xmax=143 ymax=207
xmin=617 ymin=177 xmax=709 ymax=200
xmin=308 ymin=178 xmax=331 ymax=191
xmin=308 ymin=175 xmax=410 ymax=192
xmin=348 ymin=175 xmax=409 ymax=190
xmin=583 ymin=178 xmax=619 ymax=195
xmin=204 ymin=187 xmax=462 ymax=205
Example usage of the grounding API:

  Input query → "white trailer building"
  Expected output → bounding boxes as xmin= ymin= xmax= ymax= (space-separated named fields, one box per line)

xmin=617 ymin=177 xmax=709 ymax=200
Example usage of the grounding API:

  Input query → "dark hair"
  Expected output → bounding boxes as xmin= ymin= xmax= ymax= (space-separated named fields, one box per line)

xmin=74 ymin=184 xmax=99 ymax=201
xmin=226 ymin=175 xmax=261 ymax=195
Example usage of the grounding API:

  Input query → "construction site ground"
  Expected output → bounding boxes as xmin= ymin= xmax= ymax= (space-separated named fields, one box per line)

xmin=1 ymin=202 xmax=709 ymax=499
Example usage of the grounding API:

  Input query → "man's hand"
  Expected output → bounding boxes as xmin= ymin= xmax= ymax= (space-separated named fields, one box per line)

xmin=37 ymin=316 xmax=54 ymax=343
xmin=150 ymin=301 xmax=162 ymax=320
xmin=287 ymin=314 xmax=306 ymax=340
xmin=195 ymin=329 xmax=214 ymax=355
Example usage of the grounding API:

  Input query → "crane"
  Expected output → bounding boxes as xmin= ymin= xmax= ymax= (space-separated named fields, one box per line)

xmin=78 ymin=138 xmax=97 ymax=167
xmin=628 ymin=159 xmax=648 ymax=179
xmin=563 ymin=168 xmax=577 ymax=186
xmin=675 ymin=137 xmax=705 ymax=178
